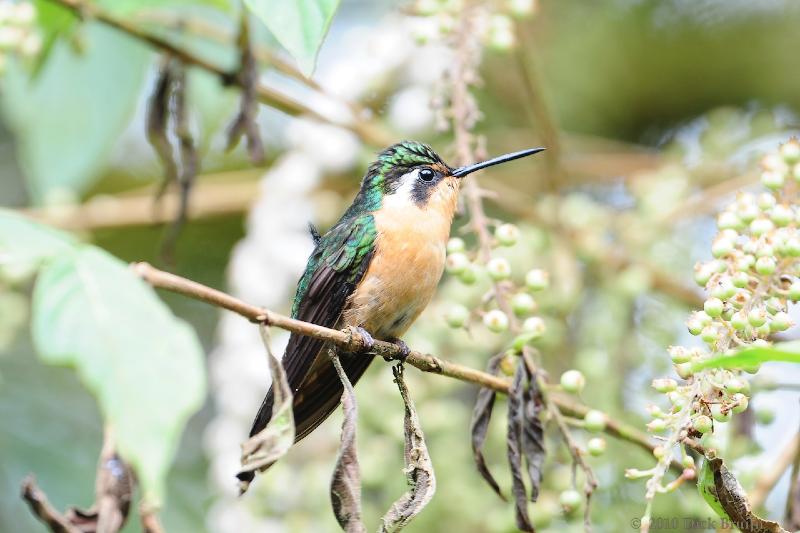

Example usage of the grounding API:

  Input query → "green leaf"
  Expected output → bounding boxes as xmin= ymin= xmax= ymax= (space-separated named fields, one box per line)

xmin=697 ymin=457 xmax=728 ymax=521
xmin=1 ymin=23 xmax=150 ymax=202
xmin=0 ymin=209 xmax=76 ymax=271
xmin=31 ymin=246 xmax=206 ymax=503
xmin=244 ymin=0 xmax=340 ymax=75
xmin=692 ymin=341 xmax=800 ymax=372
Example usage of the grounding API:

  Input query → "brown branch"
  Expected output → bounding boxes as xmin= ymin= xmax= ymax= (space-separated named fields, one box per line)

xmin=131 ymin=261 xmax=681 ymax=473
xmin=42 ymin=0 xmax=392 ymax=147
xmin=21 ymin=477 xmax=82 ymax=533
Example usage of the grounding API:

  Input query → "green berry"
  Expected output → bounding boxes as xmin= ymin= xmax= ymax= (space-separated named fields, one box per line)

xmin=717 ymin=211 xmax=743 ymax=230
xmin=732 ymin=271 xmax=750 ymax=288
xmin=771 ymin=205 xmax=794 ymax=226
xmin=770 ymin=311 xmax=792 ymax=332
xmin=703 ymin=298 xmax=723 ymax=317
xmin=487 ymin=257 xmax=511 ymax=281
xmin=559 ymin=489 xmax=582 ymax=513
xmin=675 ymin=362 xmax=694 ymax=379
xmin=584 ymin=410 xmax=606 ymax=433
xmin=652 ymin=445 xmax=667 ymax=459
xmin=711 ymin=279 xmax=736 ymax=300
xmin=787 ymin=238 xmax=800 ymax=257
xmin=587 ymin=437 xmax=606 ymax=457
xmin=560 ymin=369 xmax=585 ymax=394
xmin=445 ymin=252 xmax=469 ymax=274
xmin=755 ymin=256 xmax=776 ymax=275
xmin=692 ymin=415 xmax=712 ymax=434
xmin=700 ymin=326 xmax=718 ymax=344
xmin=761 ymin=170 xmax=785 ymax=189
xmin=758 ymin=192 xmax=777 ymax=210
xmin=686 ymin=318 xmax=703 ymax=336
xmin=652 ymin=378 xmax=677 ymax=393
xmin=750 ymin=218 xmax=775 ymax=236
xmin=483 ymin=309 xmax=509 ymax=333
xmin=647 ymin=419 xmax=667 ymax=432
xmin=508 ymin=0 xmax=537 ymax=18
xmin=724 ymin=377 xmax=746 ymax=394
xmin=499 ymin=353 xmax=517 ymax=376
xmin=511 ymin=292 xmax=536 ymax=316
xmin=445 ymin=304 xmax=469 ymax=328
xmin=458 ymin=264 xmax=479 ymax=285
xmin=522 ymin=316 xmax=546 ymax=338
xmin=682 ymin=455 xmax=695 ymax=468
xmin=693 ymin=264 xmax=712 ymax=287
xmin=748 ymin=308 xmax=767 ymax=327
xmin=738 ymin=203 xmax=759 ymax=222
xmin=446 ymin=237 xmax=466 ymax=253
xmin=668 ymin=346 xmax=691 ymax=364
xmin=731 ymin=311 xmax=748 ymax=330
xmin=494 ymin=223 xmax=520 ymax=246
xmin=790 ymin=281 xmax=800 ymax=301
xmin=710 ymin=404 xmax=731 ymax=423
xmin=731 ymin=393 xmax=749 ymax=414
xmin=756 ymin=407 xmax=775 ymax=425
xmin=781 ymin=140 xmax=800 ymax=163
xmin=711 ymin=238 xmax=734 ymax=258
xmin=525 ymin=269 xmax=549 ymax=291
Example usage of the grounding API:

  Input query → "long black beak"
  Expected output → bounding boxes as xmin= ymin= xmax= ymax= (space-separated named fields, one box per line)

xmin=451 ymin=147 xmax=546 ymax=178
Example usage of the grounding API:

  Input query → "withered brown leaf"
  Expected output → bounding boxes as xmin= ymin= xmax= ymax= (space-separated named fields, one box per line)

xmin=469 ymin=353 xmax=506 ymax=501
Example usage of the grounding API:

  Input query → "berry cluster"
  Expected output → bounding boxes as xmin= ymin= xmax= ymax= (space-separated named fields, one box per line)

xmin=632 ymin=139 xmax=800 ymax=531
xmin=0 ymin=1 xmax=41 ymax=74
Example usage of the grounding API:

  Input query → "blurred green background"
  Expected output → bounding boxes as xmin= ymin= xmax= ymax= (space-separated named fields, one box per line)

xmin=3 ymin=0 xmax=800 ymax=531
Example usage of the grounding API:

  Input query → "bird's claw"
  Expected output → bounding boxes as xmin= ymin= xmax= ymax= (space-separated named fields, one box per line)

xmin=386 ymin=338 xmax=410 ymax=363
xmin=348 ymin=326 xmax=375 ymax=353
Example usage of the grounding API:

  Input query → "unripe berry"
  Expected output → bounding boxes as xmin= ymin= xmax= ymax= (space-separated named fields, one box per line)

xmin=787 ymin=238 xmax=800 ymax=257
xmin=652 ymin=445 xmax=667 ymax=459
xmin=700 ymin=326 xmax=718 ymax=344
xmin=499 ymin=353 xmax=517 ymax=376
xmin=756 ymin=243 xmax=775 ymax=258
xmin=750 ymin=218 xmax=775 ymax=237
xmin=446 ymin=237 xmax=465 ymax=253
xmin=483 ymin=309 xmax=509 ymax=333
xmin=487 ymin=257 xmax=511 ymax=281
xmin=487 ymin=15 xmax=516 ymax=51
xmin=668 ymin=391 xmax=688 ymax=411
xmin=686 ymin=318 xmax=703 ymax=336
xmin=794 ymin=164 xmax=800 ymax=182
xmin=458 ymin=264 xmax=480 ymax=285
xmin=559 ymin=489 xmax=582 ymax=513
xmin=445 ymin=304 xmax=469 ymax=328
xmin=446 ymin=252 xmax=469 ymax=274
xmin=703 ymin=298 xmax=723 ymax=317
xmin=682 ymin=455 xmax=695 ymax=468
xmin=693 ymin=263 xmax=712 ymax=287
xmin=717 ymin=211 xmax=743 ymax=230
xmin=771 ymin=205 xmax=794 ymax=226
xmin=696 ymin=311 xmax=713 ymax=325
xmin=647 ymin=419 xmax=667 ymax=432
xmin=584 ymin=410 xmax=606 ymax=433
xmin=711 ymin=238 xmax=734 ymax=258
xmin=732 ymin=271 xmax=750 ymax=288
xmin=738 ymin=202 xmax=760 ymax=223
xmin=755 ymin=256 xmax=776 ymax=275
xmin=710 ymin=279 xmax=736 ymax=300
xmin=652 ymin=378 xmax=677 ymax=393
xmin=587 ymin=437 xmax=606 ymax=457
xmin=522 ymin=316 xmax=546 ymax=338
xmin=693 ymin=415 xmax=712 ymax=434
xmin=494 ymin=223 xmax=520 ymax=246
xmin=761 ymin=170 xmax=785 ymax=189
xmin=675 ymin=362 xmax=694 ymax=379
xmin=724 ymin=377 xmax=746 ymax=394
xmin=731 ymin=311 xmax=748 ymax=330
xmin=758 ymin=192 xmax=777 ymax=210
xmin=770 ymin=311 xmax=792 ymax=332
xmin=748 ymin=307 xmax=767 ymax=327
xmin=508 ymin=0 xmax=538 ymax=18
xmin=511 ymin=292 xmax=536 ymax=316
xmin=756 ymin=407 xmax=775 ymax=425
xmin=789 ymin=281 xmax=800 ymax=301
xmin=560 ymin=369 xmax=585 ymax=394
xmin=781 ymin=139 xmax=800 ymax=163
xmin=731 ymin=393 xmax=749 ymax=414
xmin=668 ymin=346 xmax=691 ymax=364
xmin=525 ymin=269 xmax=549 ymax=291
xmin=710 ymin=404 xmax=731 ymax=423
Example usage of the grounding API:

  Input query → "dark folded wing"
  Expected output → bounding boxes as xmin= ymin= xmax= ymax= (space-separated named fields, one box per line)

xmin=246 ymin=214 xmax=377 ymax=442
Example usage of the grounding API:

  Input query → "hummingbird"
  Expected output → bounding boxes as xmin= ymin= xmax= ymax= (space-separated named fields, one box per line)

xmin=240 ymin=141 xmax=543 ymax=482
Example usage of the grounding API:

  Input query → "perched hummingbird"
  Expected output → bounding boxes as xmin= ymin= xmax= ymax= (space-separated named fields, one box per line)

xmin=241 ymin=141 xmax=543 ymax=482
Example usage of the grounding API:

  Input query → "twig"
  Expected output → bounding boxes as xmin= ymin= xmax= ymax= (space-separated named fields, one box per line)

xmin=42 ymin=0 xmax=392 ymax=147
xmin=140 ymin=504 xmax=165 ymax=533
xmin=130 ymin=261 xmax=682 ymax=472
xmin=748 ymin=433 xmax=799 ymax=509
xmin=20 ymin=477 xmax=82 ymax=533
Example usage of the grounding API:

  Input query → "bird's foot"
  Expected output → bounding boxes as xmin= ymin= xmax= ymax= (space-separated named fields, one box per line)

xmin=386 ymin=338 xmax=410 ymax=363
xmin=346 ymin=326 xmax=375 ymax=353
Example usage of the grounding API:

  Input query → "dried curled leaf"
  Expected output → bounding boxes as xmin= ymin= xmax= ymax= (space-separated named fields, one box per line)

xmin=469 ymin=353 xmax=506 ymax=501
xmin=698 ymin=456 xmax=788 ymax=533
xmin=507 ymin=359 xmax=534 ymax=532
xmin=226 ymin=13 xmax=265 ymax=165
xmin=379 ymin=364 xmax=436 ymax=532
xmin=237 ymin=325 xmax=295 ymax=493
xmin=520 ymin=365 xmax=545 ymax=502
xmin=146 ymin=59 xmax=178 ymax=197
xmin=329 ymin=351 xmax=366 ymax=533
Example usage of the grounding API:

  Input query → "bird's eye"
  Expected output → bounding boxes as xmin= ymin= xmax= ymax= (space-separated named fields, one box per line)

xmin=418 ymin=168 xmax=435 ymax=182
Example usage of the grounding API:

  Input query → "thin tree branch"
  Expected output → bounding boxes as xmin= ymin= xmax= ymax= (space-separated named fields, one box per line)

xmin=130 ymin=261 xmax=682 ymax=473
xmin=42 ymin=0 xmax=392 ymax=147
xmin=20 ymin=477 xmax=82 ymax=533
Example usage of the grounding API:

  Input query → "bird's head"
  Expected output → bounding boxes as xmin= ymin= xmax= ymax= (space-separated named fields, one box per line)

xmin=365 ymin=141 xmax=544 ymax=213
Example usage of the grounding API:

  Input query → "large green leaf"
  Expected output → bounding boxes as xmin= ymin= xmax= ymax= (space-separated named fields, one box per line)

xmin=1 ymin=23 xmax=150 ymax=202
xmin=244 ymin=0 xmax=340 ymax=75
xmin=692 ymin=341 xmax=800 ymax=372
xmin=31 ymin=246 xmax=206 ymax=503
xmin=0 ymin=210 xmax=76 ymax=271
